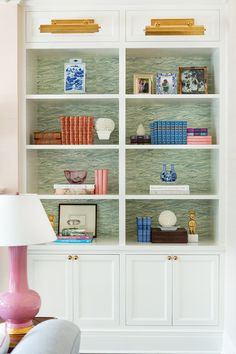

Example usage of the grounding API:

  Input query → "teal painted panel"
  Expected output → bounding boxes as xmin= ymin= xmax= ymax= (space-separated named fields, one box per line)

xmin=126 ymin=149 xmax=216 ymax=194
xmin=126 ymin=56 xmax=214 ymax=94
xmin=126 ymin=199 xmax=216 ymax=242
xmin=36 ymin=150 xmax=119 ymax=194
xmin=42 ymin=199 xmax=119 ymax=240
xmin=35 ymin=101 xmax=119 ymax=145
xmin=126 ymin=102 xmax=216 ymax=144
xmin=36 ymin=55 xmax=119 ymax=94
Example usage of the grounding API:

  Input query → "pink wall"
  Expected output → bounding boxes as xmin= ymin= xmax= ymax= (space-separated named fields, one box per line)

xmin=0 ymin=3 xmax=19 ymax=291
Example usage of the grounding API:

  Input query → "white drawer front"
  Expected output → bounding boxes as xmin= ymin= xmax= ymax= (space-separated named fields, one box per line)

xmin=26 ymin=11 xmax=119 ymax=43
xmin=126 ymin=10 xmax=220 ymax=42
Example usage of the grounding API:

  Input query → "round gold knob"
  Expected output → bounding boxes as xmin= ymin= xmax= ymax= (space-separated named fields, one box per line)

xmin=74 ymin=255 xmax=79 ymax=260
xmin=173 ymin=256 xmax=178 ymax=261
xmin=68 ymin=255 xmax=72 ymax=260
xmin=167 ymin=256 xmax=172 ymax=260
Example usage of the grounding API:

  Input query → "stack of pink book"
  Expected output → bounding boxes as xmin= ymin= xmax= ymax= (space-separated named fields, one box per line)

xmin=60 ymin=116 xmax=94 ymax=145
xmin=56 ymin=234 xmax=93 ymax=243
xmin=187 ymin=136 xmax=212 ymax=145
xmin=95 ymin=169 xmax=109 ymax=194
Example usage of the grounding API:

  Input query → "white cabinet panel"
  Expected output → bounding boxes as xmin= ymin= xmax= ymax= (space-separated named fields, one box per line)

xmin=26 ymin=11 xmax=119 ymax=43
xmin=173 ymin=255 xmax=219 ymax=325
xmin=28 ymin=254 xmax=73 ymax=320
xmin=126 ymin=255 xmax=172 ymax=325
xmin=126 ymin=10 xmax=220 ymax=42
xmin=73 ymin=255 xmax=120 ymax=328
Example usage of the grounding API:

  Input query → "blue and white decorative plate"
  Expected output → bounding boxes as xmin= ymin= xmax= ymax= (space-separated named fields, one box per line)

xmin=156 ymin=73 xmax=177 ymax=94
xmin=64 ymin=58 xmax=86 ymax=93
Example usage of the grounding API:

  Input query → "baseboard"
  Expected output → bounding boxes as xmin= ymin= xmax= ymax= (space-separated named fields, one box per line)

xmin=222 ymin=333 xmax=236 ymax=354
xmin=80 ymin=330 xmax=223 ymax=354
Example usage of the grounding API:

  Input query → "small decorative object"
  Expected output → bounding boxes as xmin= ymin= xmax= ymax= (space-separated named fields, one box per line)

xmin=136 ymin=123 xmax=145 ymax=135
xmin=179 ymin=66 xmax=208 ymax=94
xmin=40 ymin=19 xmax=101 ymax=34
xmin=158 ymin=210 xmax=177 ymax=228
xmin=156 ymin=73 xmax=177 ymax=94
xmin=160 ymin=164 xmax=177 ymax=182
xmin=0 ymin=323 xmax=9 ymax=354
xmin=64 ymin=170 xmax=87 ymax=184
xmin=58 ymin=204 xmax=97 ymax=237
xmin=145 ymin=18 xmax=205 ymax=36
xmin=133 ymin=74 xmax=153 ymax=94
xmin=188 ymin=210 xmax=198 ymax=242
xmin=64 ymin=58 xmax=86 ymax=93
xmin=95 ymin=118 xmax=115 ymax=140
xmin=95 ymin=169 xmax=109 ymax=194
xmin=48 ymin=214 xmax=55 ymax=228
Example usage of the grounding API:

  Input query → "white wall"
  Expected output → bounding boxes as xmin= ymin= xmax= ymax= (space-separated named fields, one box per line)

xmin=223 ymin=0 xmax=236 ymax=353
xmin=0 ymin=3 xmax=19 ymax=291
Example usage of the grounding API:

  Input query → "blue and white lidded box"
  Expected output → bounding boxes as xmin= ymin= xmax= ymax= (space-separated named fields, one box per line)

xmin=64 ymin=59 xmax=86 ymax=93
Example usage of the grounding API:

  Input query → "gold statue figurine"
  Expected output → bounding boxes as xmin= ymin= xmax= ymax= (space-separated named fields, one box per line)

xmin=188 ymin=210 xmax=197 ymax=234
xmin=48 ymin=214 xmax=55 ymax=229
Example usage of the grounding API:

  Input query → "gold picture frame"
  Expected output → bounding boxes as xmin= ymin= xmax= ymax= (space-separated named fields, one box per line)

xmin=133 ymin=74 xmax=154 ymax=94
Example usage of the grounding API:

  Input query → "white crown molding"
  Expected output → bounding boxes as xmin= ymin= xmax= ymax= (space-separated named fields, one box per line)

xmin=0 ymin=0 xmax=24 ymax=4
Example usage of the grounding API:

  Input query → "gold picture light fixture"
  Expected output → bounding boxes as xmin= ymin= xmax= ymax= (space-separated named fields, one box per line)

xmin=40 ymin=19 xmax=101 ymax=34
xmin=145 ymin=18 xmax=205 ymax=36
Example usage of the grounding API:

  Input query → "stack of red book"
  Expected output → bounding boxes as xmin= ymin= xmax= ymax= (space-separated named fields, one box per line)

xmin=34 ymin=132 xmax=62 ymax=144
xmin=187 ymin=136 xmax=212 ymax=145
xmin=60 ymin=116 xmax=94 ymax=144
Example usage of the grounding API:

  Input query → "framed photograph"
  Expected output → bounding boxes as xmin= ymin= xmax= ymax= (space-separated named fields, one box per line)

xmin=58 ymin=204 xmax=97 ymax=237
xmin=179 ymin=66 xmax=208 ymax=94
xmin=156 ymin=73 xmax=177 ymax=94
xmin=64 ymin=58 xmax=86 ymax=93
xmin=133 ymin=74 xmax=153 ymax=94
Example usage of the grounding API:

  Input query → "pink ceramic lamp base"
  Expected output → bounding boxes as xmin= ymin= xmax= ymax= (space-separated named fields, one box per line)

xmin=0 ymin=246 xmax=41 ymax=334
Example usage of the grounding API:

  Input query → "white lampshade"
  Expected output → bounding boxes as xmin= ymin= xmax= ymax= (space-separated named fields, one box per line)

xmin=0 ymin=194 xmax=56 ymax=246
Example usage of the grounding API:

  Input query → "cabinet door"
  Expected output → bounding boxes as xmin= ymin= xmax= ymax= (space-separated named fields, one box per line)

xmin=73 ymin=255 xmax=119 ymax=328
xmin=173 ymin=255 xmax=219 ymax=325
xmin=28 ymin=254 xmax=73 ymax=320
xmin=126 ymin=255 xmax=172 ymax=325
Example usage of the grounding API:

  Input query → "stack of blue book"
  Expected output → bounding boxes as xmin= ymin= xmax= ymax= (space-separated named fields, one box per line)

xmin=149 ymin=120 xmax=187 ymax=144
xmin=136 ymin=217 xmax=152 ymax=242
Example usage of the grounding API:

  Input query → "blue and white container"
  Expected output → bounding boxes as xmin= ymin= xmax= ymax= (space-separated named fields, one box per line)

xmin=64 ymin=58 xmax=86 ymax=93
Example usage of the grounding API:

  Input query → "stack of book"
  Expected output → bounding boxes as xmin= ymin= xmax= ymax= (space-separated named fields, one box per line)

xmin=130 ymin=135 xmax=151 ymax=144
xmin=60 ymin=116 xmax=94 ymax=144
xmin=95 ymin=169 xmax=109 ymax=194
xmin=54 ymin=184 xmax=95 ymax=195
xmin=149 ymin=185 xmax=190 ymax=195
xmin=187 ymin=127 xmax=212 ymax=144
xmin=55 ymin=229 xmax=94 ymax=243
xmin=149 ymin=120 xmax=187 ymax=144
xmin=136 ymin=217 xmax=152 ymax=242
xmin=34 ymin=132 xmax=62 ymax=144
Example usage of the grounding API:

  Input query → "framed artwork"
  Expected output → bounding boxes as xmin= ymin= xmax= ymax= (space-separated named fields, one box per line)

xmin=156 ymin=73 xmax=177 ymax=94
xmin=179 ymin=66 xmax=208 ymax=94
xmin=58 ymin=204 xmax=97 ymax=237
xmin=133 ymin=74 xmax=153 ymax=94
xmin=64 ymin=58 xmax=86 ymax=93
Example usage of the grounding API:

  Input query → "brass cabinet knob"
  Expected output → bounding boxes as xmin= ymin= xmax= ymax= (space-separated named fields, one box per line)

xmin=167 ymin=256 xmax=172 ymax=260
xmin=68 ymin=255 xmax=72 ymax=260
xmin=74 ymin=255 xmax=79 ymax=260
xmin=173 ymin=256 xmax=178 ymax=261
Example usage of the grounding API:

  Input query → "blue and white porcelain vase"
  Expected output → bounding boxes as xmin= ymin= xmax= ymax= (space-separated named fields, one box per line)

xmin=160 ymin=164 xmax=177 ymax=182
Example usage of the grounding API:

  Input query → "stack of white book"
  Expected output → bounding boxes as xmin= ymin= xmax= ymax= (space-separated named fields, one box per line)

xmin=149 ymin=185 xmax=190 ymax=195
xmin=54 ymin=184 xmax=95 ymax=195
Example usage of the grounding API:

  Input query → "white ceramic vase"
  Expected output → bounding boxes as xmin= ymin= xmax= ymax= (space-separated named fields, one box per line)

xmin=95 ymin=118 xmax=115 ymax=140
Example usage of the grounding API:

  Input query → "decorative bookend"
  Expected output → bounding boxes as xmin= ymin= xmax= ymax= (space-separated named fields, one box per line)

xmin=95 ymin=169 xmax=109 ymax=194
xmin=40 ymin=19 xmax=101 ymax=34
xmin=145 ymin=18 xmax=205 ymax=36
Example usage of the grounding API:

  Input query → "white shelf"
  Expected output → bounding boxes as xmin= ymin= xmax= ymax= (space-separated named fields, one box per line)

xmin=26 ymin=145 xmax=119 ymax=150
xmin=26 ymin=94 xmax=119 ymax=102
xmin=126 ymin=145 xmax=219 ymax=150
xmin=126 ymin=94 xmax=220 ymax=103
xmin=126 ymin=194 xmax=219 ymax=200
xmin=38 ymin=194 xmax=119 ymax=200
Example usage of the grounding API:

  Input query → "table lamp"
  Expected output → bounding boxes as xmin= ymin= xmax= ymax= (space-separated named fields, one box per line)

xmin=0 ymin=194 xmax=56 ymax=336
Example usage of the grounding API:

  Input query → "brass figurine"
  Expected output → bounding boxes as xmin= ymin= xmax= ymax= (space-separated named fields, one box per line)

xmin=48 ymin=214 xmax=55 ymax=228
xmin=188 ymin=210 xmax=197 ymax=234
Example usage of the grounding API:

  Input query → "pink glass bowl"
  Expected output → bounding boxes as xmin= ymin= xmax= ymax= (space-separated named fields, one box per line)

xmin=64 ymin=170 xmax=87 ymax=184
